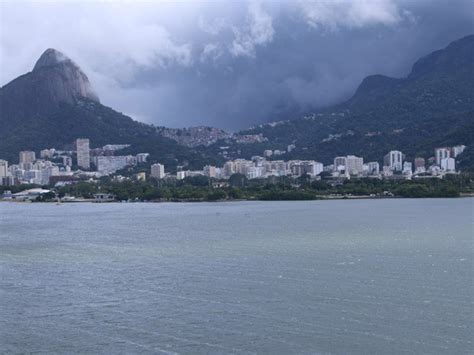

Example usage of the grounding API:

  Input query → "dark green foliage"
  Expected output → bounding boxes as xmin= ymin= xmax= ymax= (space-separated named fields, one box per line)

xmin=207 ymin=190 xmax=227 ymax=201
xmin=58 ymin=181 xmax=99 ymax=199
xmin=0 ymin=99 xmax=223 ymax=170
xmin=182 ymin=175 xmax=210 ymax=187
xmin=229 ymin=173 xmax=248 ymax=188
xmin=34 ymin=191 xmax=56 ymax=202
xmin=50 ymin=173 xmax=472 ymax=202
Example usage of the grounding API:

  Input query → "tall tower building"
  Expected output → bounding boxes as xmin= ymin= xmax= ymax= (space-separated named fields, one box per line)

xmin=0 ymin=160 xmax=8 ymax=177
xmin=76 ymin=138 xmax=90 ymax=169
xmin=19 ymin=151 xmax=36 ymax=164
xmin=151 ymin=163 xmax=165 ymax=179
xmin=203 ymin=165 xmax=217 ymax=178
xmin=333 ymin=157 xmax=347 ymax=171
xmin=434 ymin=148 xmax=450 ymax=166
xmin=384 ymin=150 xmax=403 ymax=171
xmin=345 ymin=155 xmax=364 ymax=175
xmin=367 ymin=162 xmax=380 ymax=175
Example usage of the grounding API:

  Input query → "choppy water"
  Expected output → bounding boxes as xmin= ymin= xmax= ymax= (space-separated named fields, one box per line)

xmin=1 ymin=199 xmax=473 ymax=354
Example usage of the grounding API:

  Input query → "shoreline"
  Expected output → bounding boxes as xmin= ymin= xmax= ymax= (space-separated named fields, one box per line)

xmin=2 ymin=194 xmax=472 ymax=204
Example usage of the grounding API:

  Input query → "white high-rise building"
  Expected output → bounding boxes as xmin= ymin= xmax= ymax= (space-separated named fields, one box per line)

xmin=333 ymin=157 xmax=347 ymax=172
xmin=203 ymin=165 xmax=217 ymax=178
xmin=76 ymin=138 xmax=90 ymax=169
xmin=435 ymin=147 xmax=451 ymax=166
xmin=265 ymin=160 xmax=287 ymax=175
xmin=367 ymin=162 xmax=380 ymax=175
xmin=41 ymin=166 xmax=60 ymax=185
xmin=289 ymin=160 xmax=323 ymax=177
xmin=302 ymin=161 xmax=323 ymax=176
xmin=223 ymin=161 xmax=236 ymax=177
xmin=345 ymin=155 xmax=364 ymax=175
xmin=441 ymin=157 xmax=455 ymax=171
xmin=0 ymin=160 xmax=8 ymax=177
xmin=19 ymin=151 xmax=36 ymax=164
xmin=151 ymin=163 xmax=165 ymax=179
xmin=234 ymin=159 xmax=254 ymax=176
xmin=384 ymin=150 xmax=403 ymax=171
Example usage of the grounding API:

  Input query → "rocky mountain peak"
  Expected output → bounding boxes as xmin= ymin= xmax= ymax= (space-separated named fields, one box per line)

xmin=0 ymin=48 xmax=100 ymax=132
xmin=29 ymin=48 xmax=100 ymax=103
xmin=33 ymin=48 xmax=73 ymax=71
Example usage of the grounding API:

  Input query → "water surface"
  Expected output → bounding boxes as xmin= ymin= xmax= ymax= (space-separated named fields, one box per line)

xmin=1 ymin=199 xmax=473 ymax=353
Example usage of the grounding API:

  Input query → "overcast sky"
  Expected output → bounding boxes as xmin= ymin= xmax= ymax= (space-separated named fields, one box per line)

xmin=1 ymin=0 xmax=473 ymax=130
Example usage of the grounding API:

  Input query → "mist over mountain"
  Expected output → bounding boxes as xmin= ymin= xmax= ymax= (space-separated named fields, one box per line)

xmin=1 ymin=0 xmax=473 ymax=130
xmin=229 ymin=35 xmax=473 ymax=169
xmin=0 ymin=34 xmax=472 ymax=170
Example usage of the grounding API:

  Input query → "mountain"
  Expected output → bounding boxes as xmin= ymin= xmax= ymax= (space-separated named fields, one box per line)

xmin=1 ymin=36 xmax=473 ymax=171
xmin=223 ymin=34 xmax=473 ymax=170
xmin=1 ymin=48 xmax=99 ymax=128
xmin=0 ymin=49 xmax=221 ymax=169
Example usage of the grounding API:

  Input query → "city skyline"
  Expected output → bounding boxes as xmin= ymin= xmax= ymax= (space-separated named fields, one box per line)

xmin=0 ymin=136 xmax=465 ymax=190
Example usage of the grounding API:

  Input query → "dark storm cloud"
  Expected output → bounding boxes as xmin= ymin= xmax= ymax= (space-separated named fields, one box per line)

xmin=1 ymin=1 xmax=473 ymax=130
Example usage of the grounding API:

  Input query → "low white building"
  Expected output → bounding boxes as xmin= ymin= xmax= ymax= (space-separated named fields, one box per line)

xmin=13 ymin=188 xmax=51 ymax=201
xmin=136 ymin=153 xmax=149 ymax=164
xmin=176 ymin=171 xmax=187 ymax=180
xmin=96 ymin=156 xmax=129 ymax=175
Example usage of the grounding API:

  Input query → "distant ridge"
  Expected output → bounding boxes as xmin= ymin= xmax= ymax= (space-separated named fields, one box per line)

xmin=236 ymin=34 xmax=474 ymax=170
xmin=1 ymin=35 xmax=473 ymax=171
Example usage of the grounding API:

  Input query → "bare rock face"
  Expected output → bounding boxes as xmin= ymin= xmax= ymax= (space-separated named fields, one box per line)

xmin=0 ymin=48 xmax=99 ymax=128
xmin=31 ymin=48 xmax=99 ymax=103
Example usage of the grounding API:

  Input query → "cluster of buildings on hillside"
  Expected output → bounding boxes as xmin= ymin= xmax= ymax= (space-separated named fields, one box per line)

xmin=0 ymin=136 xmax=467 ymax=187
xmin=160 ymin=145 xmax=466 ymax=181
xmin=159 ymin=126 xmax=268 ymax=148
xmin=0 ymin=138 xmax=150 ymax=186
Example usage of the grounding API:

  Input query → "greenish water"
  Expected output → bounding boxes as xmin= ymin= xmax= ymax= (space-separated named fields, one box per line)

xmin=1 ymin=199 xmax=472 ymax=354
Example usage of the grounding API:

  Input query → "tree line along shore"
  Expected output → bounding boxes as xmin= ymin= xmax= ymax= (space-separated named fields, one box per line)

xmin=1 ymin=173 xmax=472 ymax=203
